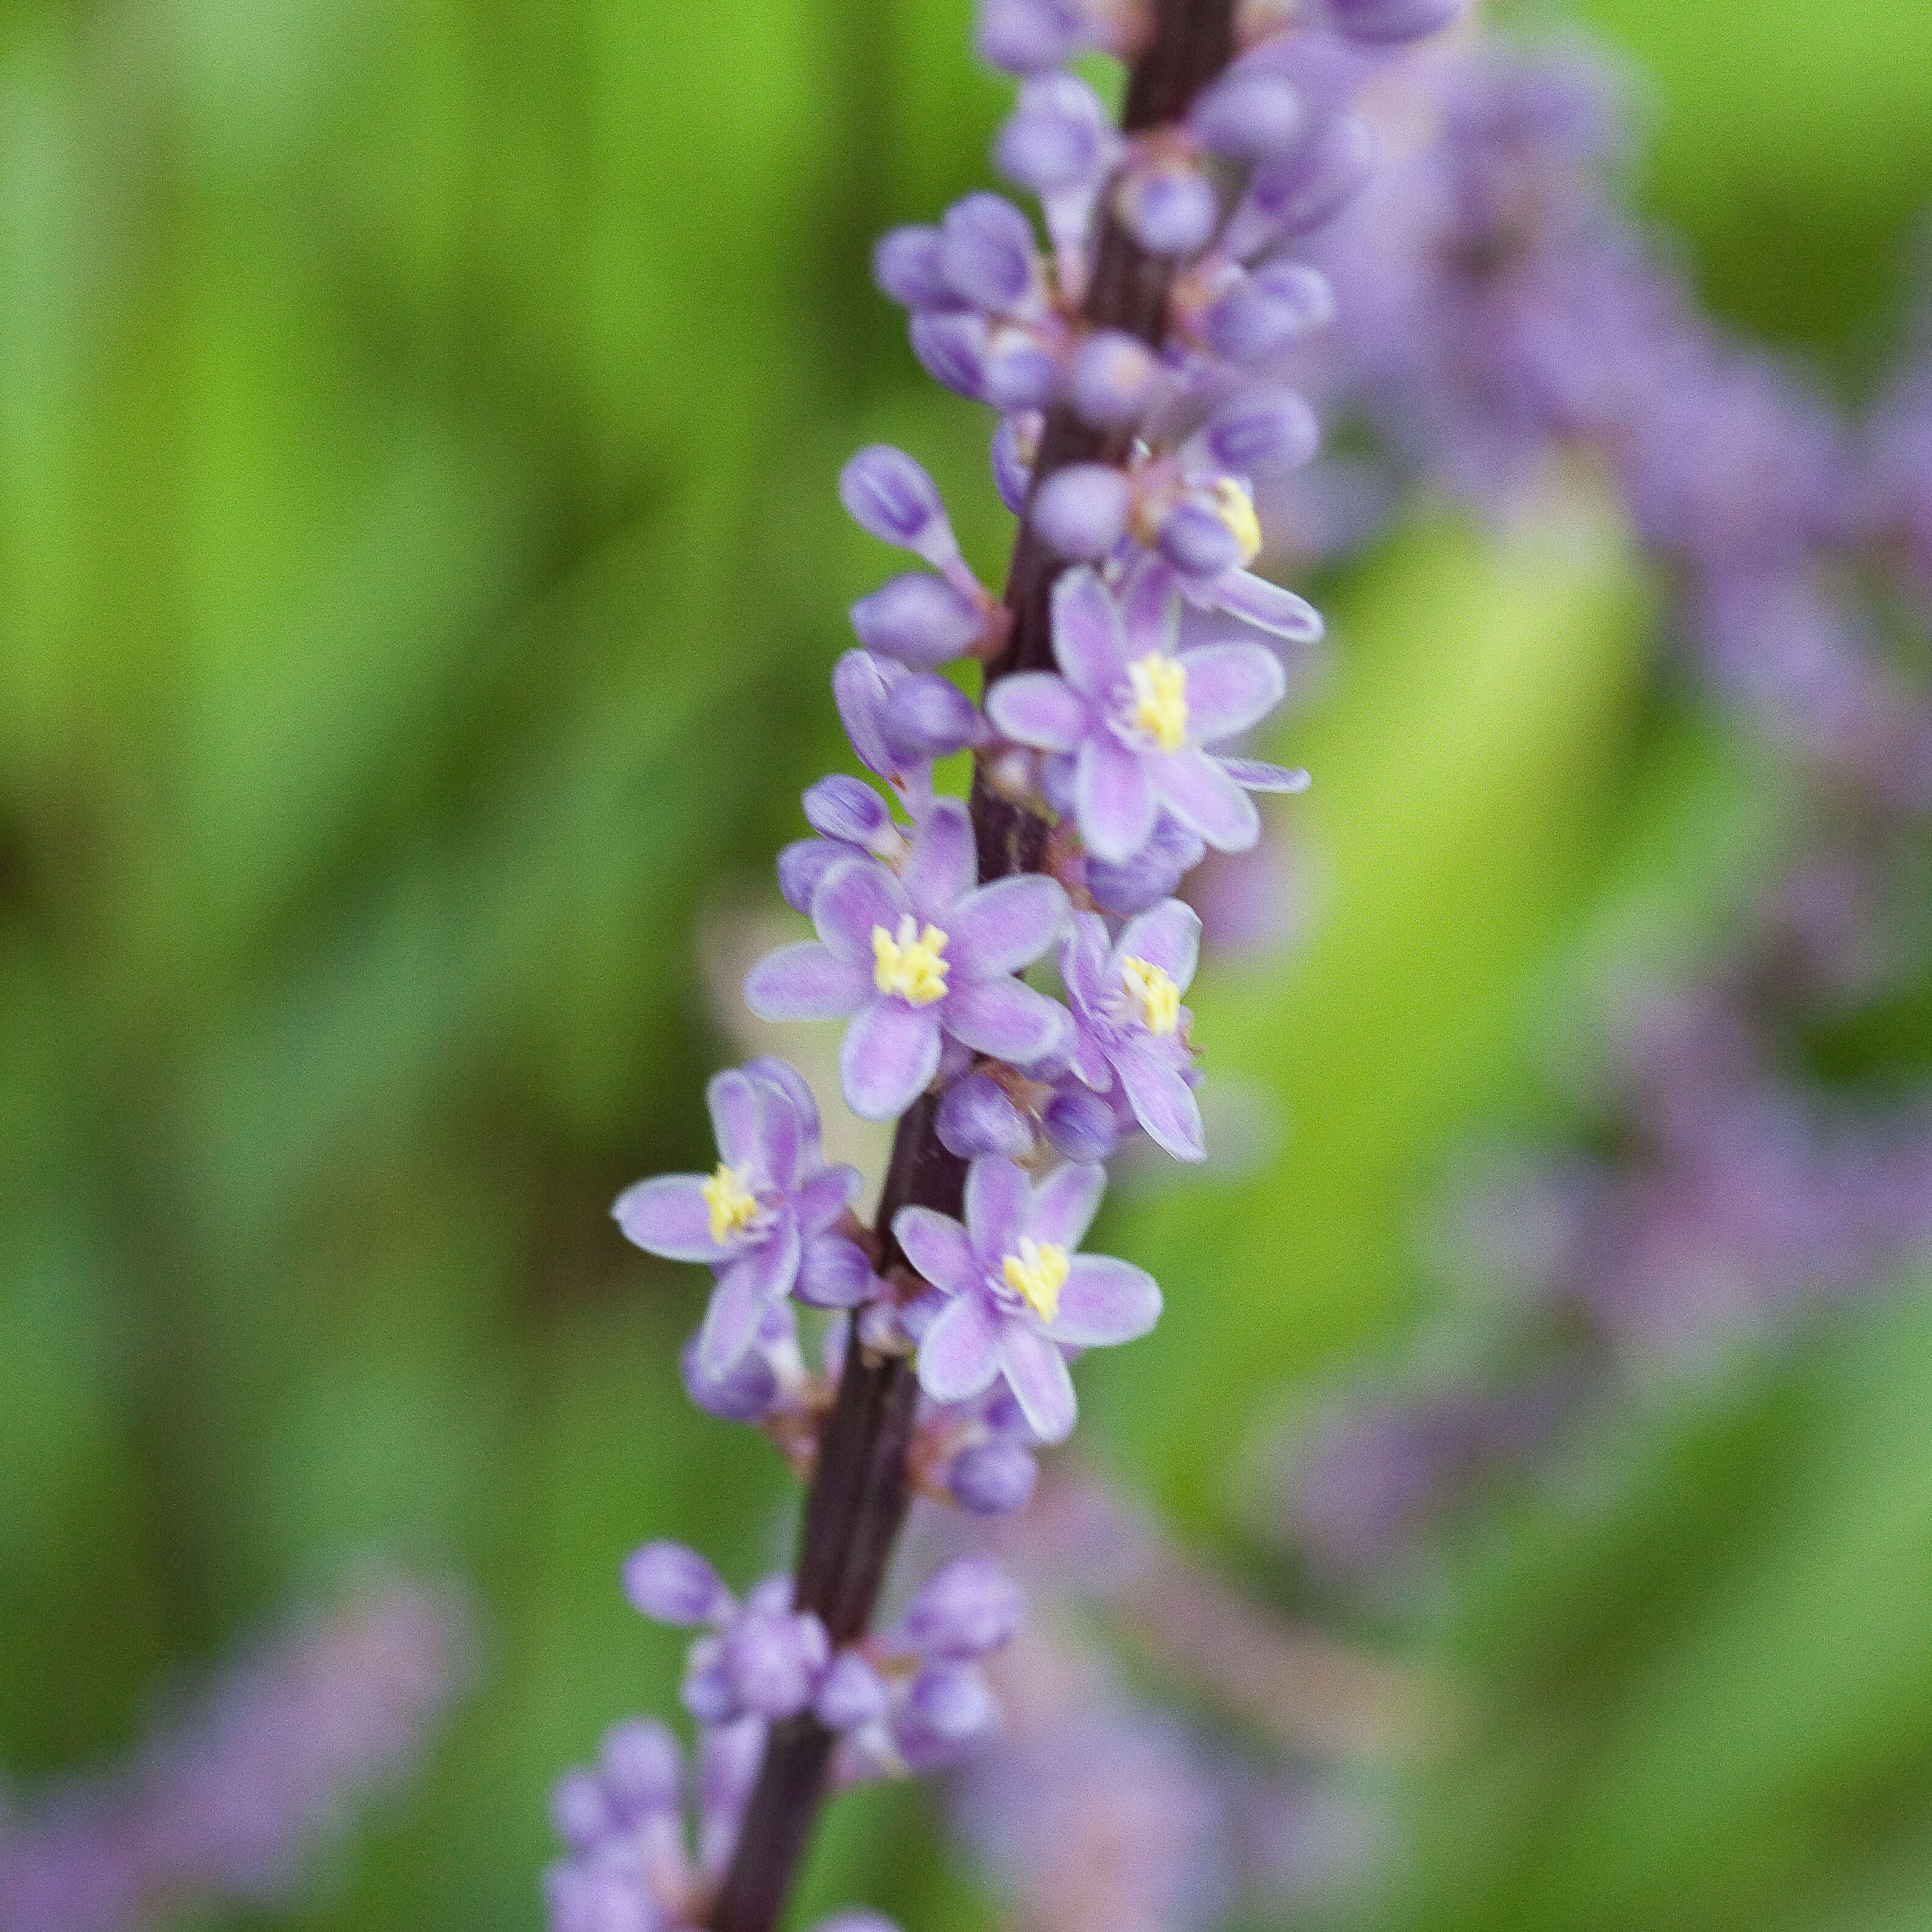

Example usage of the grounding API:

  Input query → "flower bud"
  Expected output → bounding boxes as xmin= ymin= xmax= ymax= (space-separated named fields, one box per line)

xmin=1190 ymin=66 xmax=1304 ymax=161
xmin=1068 ymin=329 xmax=1159 ymax=430
xmin=551 ymin=1769 xmax=612 ymax=1852
xmin=598 ymin=1719 xmax=681 ymax=1821
xmin=946 ymin=1440 xmax=1040 ymax=1514
xmin=911 ymin=311 xmax=990 ymax=401
xmin=1200 ymin=385 xmax=1320 ymax=474
xmin=994 ymin=71 xmax=1111 ymax=191
xmin=937 ymin=1072 xmax=1036 ymax=1160
xmin=850 ymin=571 xmax=985 ymax=668
xmin=1245 ymin=113 xmax=1376 ymax=238
xmin=901 ymin=1555 xmax=1025 ymax=1658
xmin=622 ymin=1542 xmax=732 ymax=1626
xmin=803 ymin=773 xmax=893 ymax=846
xmin=940 ymin=192 xmax=1038 ymax=313
xmin=975 ymin=0 xmax=1087 ymax=73
xmin=723 ymin=1609 xmax=830 ymax=1720
xmin=1118 ymin=162 xmax=1219 ymax=257
xmin=1201 ymin=259 xmax=1335 ymax=363
xmin=840 ymin=446 xmax=958 ymax=571
xmin=981 ymin=329 xmax=1062 ymax=412
xmin=777 ymin=838 xmax=842 ymax=915
xmin=1031 ymin=462 xmax=1130 ymax=559
xmin=1042 ymin=1083 xmax=1120 ymax=1162
xmin=873 ymin=225 xmax=953 ymax=310
xmin=1158 ymin=498 xmax=1248 ymax=576
xmin=1085 ymin=814 xmax=1205 ymax=915
xmin=815 ymin=1651 xmax=891 ymax=1730
xmin=882 ymin=673 xmax=982 ymax=760
xmin=682 ymin=1327 xmax=781 ymax=1422
xmin=796 ymin=1234 xmax=876 ymax=1309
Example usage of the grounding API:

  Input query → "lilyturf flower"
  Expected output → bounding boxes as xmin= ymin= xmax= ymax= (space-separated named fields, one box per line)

xmin=893 ymin=1157 xmax=1161 ymax=1442
xmin=745 ymin=799 xmax=1069 ymax=1122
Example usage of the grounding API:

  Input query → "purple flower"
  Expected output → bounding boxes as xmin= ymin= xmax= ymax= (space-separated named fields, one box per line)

xmin=745 ymin=799 xmax=1070 ymax=1121
xmin=985 ymin=565 xmax=1298 ymax=865
xmin=1055 ymin=901 xmax=1204 ymax=1161
xmin=612 ymin=1061 xmax=867 ymax=1376
xmin=894 ymin=1157 xmax=1161 ymax=1441
xmin=625 ymin=1548 xmax=832 ymax=1726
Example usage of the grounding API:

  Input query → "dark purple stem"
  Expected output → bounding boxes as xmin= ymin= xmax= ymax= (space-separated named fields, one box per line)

xmin=709 ymin=8 xmax=1236 ymax=1927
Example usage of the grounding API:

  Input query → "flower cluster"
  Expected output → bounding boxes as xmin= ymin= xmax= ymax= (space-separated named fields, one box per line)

xmin=557 ymin=0 xmax=1469 ymax=1923
xmin=1259 ymin=44 xmax=1932 ymax=1584
xmin=0 ymin=1579 xmax=469 ymax=1932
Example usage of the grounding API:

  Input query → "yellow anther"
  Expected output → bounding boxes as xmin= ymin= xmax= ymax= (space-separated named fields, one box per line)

xmin=872 ymin=914 xmax=951 ymax=1007
xmin=1127 ymin=652 xmax=1189 ymax=752
xmin=701 ymin=1162 xmax=760 ymax=1245
xmin=1001 ymin=1237 xmax=1070 ymax=1323
xmin=1120 ymin=955 xmax=1181 ymax=1036
xmin=1212 ymin=476 xmax=1263 ymax=567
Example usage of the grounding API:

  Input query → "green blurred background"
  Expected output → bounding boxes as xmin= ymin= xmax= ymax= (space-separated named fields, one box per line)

xmin=4 ymin=0 xmax=1932 ymax=1927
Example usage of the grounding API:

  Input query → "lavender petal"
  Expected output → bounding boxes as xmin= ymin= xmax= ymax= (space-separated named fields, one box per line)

xmin=841 ymin=998 xmax=943 ymax=1121
xmin=744 ymin=942 xmax=873 ymax=1022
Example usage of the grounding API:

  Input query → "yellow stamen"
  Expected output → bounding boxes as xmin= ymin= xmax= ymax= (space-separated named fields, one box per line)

xmin=1211 ymin=475 xmax=1262 ymax=567
xmin=1127 ymin=652 xmax=1189 ymax=753
xmin=1120 ymin=956 xmax=1181 ymax=1036
xmin=700 ymin=1162 xmax=760 ymax=1244
xmin=1001 ymin=1237 xmax=1070 ymax=1323
xmin=872 ymin=914 xmax=951 ymax=1007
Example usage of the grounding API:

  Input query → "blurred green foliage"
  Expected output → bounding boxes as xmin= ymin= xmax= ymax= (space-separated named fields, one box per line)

xmin=2 ymin=0 xmax=1931 ymax=1929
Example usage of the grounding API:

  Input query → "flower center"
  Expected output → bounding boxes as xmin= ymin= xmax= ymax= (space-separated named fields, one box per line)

xmin=1001 ymin=1237 xmax=1069 ymax=1323
xmin=872 ymin=914 xmax=951 ymax=1007
xmin=1120 ymin=955 xmax=1181 ymax=1036
xmin=1127 ymin=653 xmax=1189 ymax=752
xmin=1211 ymin=475 xmax=1262 ymax=568
xmin=701 ymin=1162 xmax=760 ymax=1245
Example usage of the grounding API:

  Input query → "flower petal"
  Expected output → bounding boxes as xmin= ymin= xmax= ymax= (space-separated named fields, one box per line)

xmin=840 ymin=998 xmax=943 ymax=1120
xmin=915 ymin=1290 xmax=1005 ymax=1403
xmin=904 ymin=796 xmax=977 ymax=923
xmin=943 ymin=975 xmax=1068 ymax=1065
xmin=745 ymin=943 xmax=873 ymax=1021
xmin=699 ymin=1218 xmax=803 ymax=1375
xmin=1047 ymin=1253 xmax=1162 ymax=1346
xmin=612 ymin=1174 xmax=727 ymax=1264
xmin=744 ymin=1057 xmax=824 ymax=1166
xmin=1076 ymin=735 xmax=1159 ymax=865
xmin=1051 ymin=565 xmax=1131 ymax=699
xmin=1212 ymin=569 xmax=1324 ymax=642
xmin=706 ymin=1068 xmax=764 ymax=1173
xmin=1028 ymin=1161 xmax=1106 ymax=1251
xmin=1115 ymin=1043 xmax=1206 ymax=1161
xmin=1112 ymin=898 xmax=1201 ymax=992
xmin=892 ymin=1206 xmax=982 ymax=1296
xmin=1118 ymin=552 xmax=1182 ymax=656
xmin=946 ymin=875 xmax=1067 ymax=978
xmin=986 ymin=671 xmax=1089 ymax=752
xmin=813 ymin=857 xmax=912 ymax=963
xmin=796 ymin=1233 xmax=876 ymax=1308
xmin=999 ymin=1326 xmax=1077 ymax=1443
xmin=1217 ymin=755 xmax=1310 ymax=793
xmin=964 ymin=1157 xmax=1030 ymax=1265
xmin=1177 ymin=642 xmax=1286 ymax=743
xmin=1153 ymin=745 xmax=1260 ymax=852
xmin=1059 ymin=911 xmax=1111 ymax=1014
xmin=795 ymin=1164 xmax=860 ymax=1234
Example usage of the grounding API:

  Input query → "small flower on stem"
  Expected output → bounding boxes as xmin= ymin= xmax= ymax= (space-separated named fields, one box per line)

xmin=745 ymin=800 xmax=1070 ymax=1121
xmin=612 ymin=1061 xmax=868 ymax=1378
xmin=895 ymin=1157 xmax=1161 ymax=1442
